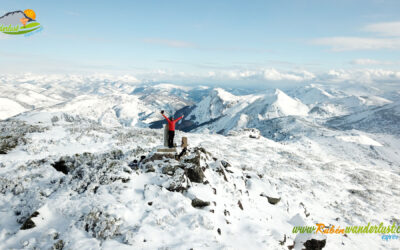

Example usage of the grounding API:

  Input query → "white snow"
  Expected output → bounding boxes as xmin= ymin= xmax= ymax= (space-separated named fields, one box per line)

xmin=0 ymin=98 xmax=26 ymax=120
xmin=337 ymin=134 xmax=383 ymax=146
xmin=0 ymin=75 xmax=399 ymax=249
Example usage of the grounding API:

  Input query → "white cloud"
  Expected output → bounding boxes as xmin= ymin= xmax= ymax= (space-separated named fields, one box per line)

xmin=3 ymin=68 xmax=400 ymax=88
xmin=320 ymin=69 xmax=400 ymax=84
xmin=363 ymin=21 xmax=400 ymax=37
xmin=350 ymin=58 xmax=393 ymax=65
xmin=204 ymin=68 xmax=315 ymax=83
xmin=161 ymin=68 xmax=400 ymax=85
xmin=263 ymin=68 xmax=304 ymax=81
xmin=179 ymin=68 xmax=317 ymax=86
xmin=312 ymin=37 xmax=400 ymax=51
xmin=142 ymin=38 xmax=195 ymax=48
xmin=134 ymin=67 xmax=400 ymax=86
xmin=312 ymin=21 xmax=400 ymax=51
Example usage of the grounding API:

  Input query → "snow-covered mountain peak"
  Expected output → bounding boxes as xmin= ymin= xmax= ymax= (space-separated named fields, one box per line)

xmin=210 ymin=88 xmax=239 ymax=103
xmin=261 ymin=89 xmax=309 ymax=119
xmin=1 ymin=76 xmax=400 ymax=249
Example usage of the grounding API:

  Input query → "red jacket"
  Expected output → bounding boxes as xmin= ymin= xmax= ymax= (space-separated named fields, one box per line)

xmin=162 ymin=114 xmax=183 ymax=131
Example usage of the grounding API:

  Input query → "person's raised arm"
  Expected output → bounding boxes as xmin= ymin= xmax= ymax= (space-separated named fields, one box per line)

xmin=161 ymin=111 xmax=170 ymax=122
xmin=175 ymin=115 xmax=184 ymax=122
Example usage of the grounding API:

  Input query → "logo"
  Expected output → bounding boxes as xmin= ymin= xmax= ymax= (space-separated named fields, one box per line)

xmin=0 ymin=9 xmax=42 ymax=36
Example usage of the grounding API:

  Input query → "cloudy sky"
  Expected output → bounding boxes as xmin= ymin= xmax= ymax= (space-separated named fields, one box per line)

xmin=1 ymin=0 xmax=400 ymax=86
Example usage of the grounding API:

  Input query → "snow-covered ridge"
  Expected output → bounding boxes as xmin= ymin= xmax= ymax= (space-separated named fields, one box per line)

xmin=0 ymin=111 xmax=399 ymax=249
xmin=185 ymin=88 xmax=311 ymax=134
xmin=16 ymin=94 xmax=155 ymax=127
xmin=1 ymin=75 xmax=400 ymax=249
xmin=2 ymin=74 xmax=398 ymax=145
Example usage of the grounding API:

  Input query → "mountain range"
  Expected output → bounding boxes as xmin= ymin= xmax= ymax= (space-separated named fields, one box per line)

xmin=0 ymin=74 xmax=399 ymax=249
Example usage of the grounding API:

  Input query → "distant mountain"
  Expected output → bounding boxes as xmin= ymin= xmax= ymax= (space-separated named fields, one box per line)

xmin=1 ymin=75 xmax=399 ymax=250
xmin=1 ymin=74 xmax=399 ymax=140
xmin=326 ymin=101 xmax=400 ymax=135
xmin=131 ymin=83 xmax=198 ymax=115
xmin=176 ymin=88 xmax=310 ymax=135
xmin=0 ymin=98 xmax=27 ymax=120
xmin=289 ymin=84 xmax=392 ymax=117
xmin=18 ymin=94 xmax=154 ymax=127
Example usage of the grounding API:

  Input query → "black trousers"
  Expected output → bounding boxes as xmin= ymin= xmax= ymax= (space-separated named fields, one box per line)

xmin=168 ymin=130 xmax=175 ymax=148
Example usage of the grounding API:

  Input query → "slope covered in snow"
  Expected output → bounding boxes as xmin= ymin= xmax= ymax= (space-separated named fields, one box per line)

xmin=185 ymin=88 xmax=310 ymax=135
xmin=0 ymin=111 xmax=399 ymax=249
xmin=0 ymin=74 xmax=146 ymax=121
xmin=1 ymin=76 xmax=400 ymax=249
xmin=17 ymin=94 xmax=156 ymax=127
xmin=131 ymin=83 xmax=198 ymax=116
xmin=327 ymin=100 xmax=400 ymax=135
xmin=0 ymin=98 xmax=27 ymax=120
xmin=0 ymin=74 xmax=206 ymax=122
xmin=289 ymin=84 xmax=393 ymax=117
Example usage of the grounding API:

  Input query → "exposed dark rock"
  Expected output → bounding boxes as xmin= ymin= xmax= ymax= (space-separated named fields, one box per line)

xmin=279 ymin=234 xmax=286 ymax=245
xmin=238 ymin=200 xmax=244 ymax=210
xmin=143 ymin=153 xmax=175 ymax=164
xmin=217 ymin=228 xmax=221 ymax=235
xmin=120 ymin=178 xmax=130 ymax=183
xmin=51 ymin=116 xmax=60 ymax=123
xmin=52 ymin=239 xmax=64 ymax=250
xmin=164 ymin=168 xmax=189 ymax=192
xmin=184 ymin=154 xmax=201 ymax=167
xmin=53 ymin=232 xmax=59 ymax=240
xmin=0 ymin=177 xmax=24 ymax=195
xmin=128 ymin=159 xmax=138 ymax=169
xmin=162 ymin=165 xmax=179 ymax=175
xmin=195 ymin=147 xmax=211 ymax=156
xmin=52 ymin=160 xmax=68 ymax=174
xmin=177 ymin=147 xmax=187 ymax=159
xmin=267 ymin=196 xmax=281 ymax=205
xmin=20 ymin=211 xmax=39 ymax=230
xmin=185 ymin=166 xmax=205 ymax=183
xmin=81 ymin=209 xmax=121 ymax=240
xmin=0 ymin=136 xmax=18 ymax=154
xmin=224 ymin=209 xmax=230 ymax=216
xmin=300 ymin=202 xmax=310 ymax=217
xmin=260 ymin=193 xmax=281 ymax=205
xmin=109 ymin=150 xmax=124 ymax=160
xmin=122 ymin=167 xmax=132 ymax=174
xmin=0 ymin=121 xmax=46 ymax=154
xmin=191 ymin=198 xmax=210 ymax=208
xmin=303 ymin=238 xmax=326 ymax=250
xmin=143 ymin=164 xmax=155 ymax=173
xmin=215 ymin=167 xmax=228 ymax=182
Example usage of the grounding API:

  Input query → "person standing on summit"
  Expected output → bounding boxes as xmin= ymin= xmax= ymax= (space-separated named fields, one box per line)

xmin=161 ymin=110 xmax=184 ymax=148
